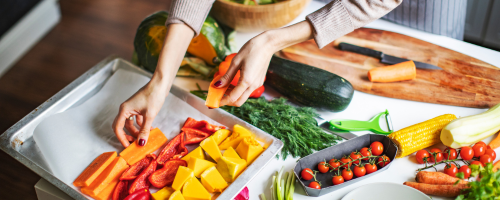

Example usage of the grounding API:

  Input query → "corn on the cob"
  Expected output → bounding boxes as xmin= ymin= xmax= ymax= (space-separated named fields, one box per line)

xmin=389 ymin=114 xmax=457 ymax=158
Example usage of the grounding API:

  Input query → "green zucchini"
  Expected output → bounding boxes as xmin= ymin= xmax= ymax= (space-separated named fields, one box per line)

xmin=266 ymin=56 xmax=354 ymax=112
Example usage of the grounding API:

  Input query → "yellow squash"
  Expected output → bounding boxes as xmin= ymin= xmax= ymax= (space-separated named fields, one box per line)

xmin=171 ymin=166 xmax=194 ymax=191
xmin=200 ymin=137 xmax=223 ymax=162
xmin=216 ymin=156 xmax=247 ymax=183
xmin=236 ymin=137 xmax=264 ymax=164
xmin=152 ymin=187 xmax=175 ymax=200
xmin=200 ymin=166 xmax=228 ymax=193
xmin=187 ymin=157 xmax=216 ymax=178
xmin=181 ymin=147 xmax=205 ymax=162
xmin=222 ymin=146 xmax=241 ymax=159
xmin=182 ymin=177 xmax=211 ymax=200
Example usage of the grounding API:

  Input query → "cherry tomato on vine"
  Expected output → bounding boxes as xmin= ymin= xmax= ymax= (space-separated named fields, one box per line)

xmin=443 ymin=147 xmax=457 ymax=160
xmin=308 ymin=181 xmax=321 ymax=189
xmin=470 ymin=160 xmax=483 ymax=167
xmin=473 ymin=143 xmax=486 ymax=157
xmin=429 ymin=148 xmax=443 ymax=162
xmin=444 ymin=164 xmax=458 ymax=177
xmin=340 ymin=156 xmax=352 ymax=168
xmin=328 ymin=159 xmax=340 ymax=169
xmin=332 ymin=175 xmax=344 ymax=185
xmin=360 ymin=147 xmax=371 ymax=160
xmin=301 ymin=168 xmax=314 ymax=180
xmin=364 ymin=163 xmax=378 ymax=174
xmin=416 ymin=150 xmax=430 ymax=164
xmin=458 ymin=165 xmax=471 ymax=179
xmin=350 ymin=152 xmax=362 ymax=164
xmin=353 ymin=165 xmax=366 ymax=177
xmin=378 ymin=155 xmax=391 ymax=167
xmin=342 ymin=168 xmax=353 ymax=181
xmin=370 ymin=141 xmax=384 ymax=156
xmin=318 ymin=162 xmax=329 ymax=173
xmin=480 ymin=155 xmax=493 ymax=166
xmin=476 ymin=141 xmax=487 ymax=147
xmin=485 ymin=149 xmax=496 ymax=160
xmin=460 ymin=146 xmax=474 ymax=160
xmin=487 ymin=145 xmax=493 ymax=150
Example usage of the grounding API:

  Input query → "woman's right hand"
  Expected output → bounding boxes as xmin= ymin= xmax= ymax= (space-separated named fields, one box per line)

xmin=112 ymin=79 xmax=167 ymax=148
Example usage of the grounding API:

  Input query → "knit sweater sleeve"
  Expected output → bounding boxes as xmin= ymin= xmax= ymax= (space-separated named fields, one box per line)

xmin=166 ymin=0 xmax=215 ymax=36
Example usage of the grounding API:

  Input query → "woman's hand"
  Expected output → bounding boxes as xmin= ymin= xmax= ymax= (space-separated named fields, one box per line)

xmin=113 ymin=23 xmax=194 ymax=147
xmin=215 ymin=21 xmax=314 ymax=107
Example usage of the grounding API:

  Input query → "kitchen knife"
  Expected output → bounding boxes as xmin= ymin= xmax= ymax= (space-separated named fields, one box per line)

xmin=317 ymin=119 xmax=358 ymax=140
xmin=338 ymin=42 xmax=442 ymax=70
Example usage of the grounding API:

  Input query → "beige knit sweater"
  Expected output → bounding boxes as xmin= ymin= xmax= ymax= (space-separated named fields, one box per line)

xmin=166 ymin=0 xmax=402 ymax=48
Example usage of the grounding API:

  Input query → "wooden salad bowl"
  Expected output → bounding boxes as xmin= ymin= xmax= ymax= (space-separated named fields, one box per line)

xmin=210 ymin=0 xmax=312 ymax=32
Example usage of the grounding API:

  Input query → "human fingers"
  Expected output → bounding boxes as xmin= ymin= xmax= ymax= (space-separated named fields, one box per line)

xmin=136 ymin=114 xmax=154 ymax=146
xmin=219 ymin=81 xmax=250 ymax=107
xmin=113 ymin=106 xmax=131 ymax=147
xmin=229 ymin=86 xmax=256 ymax=107
xmin=125 ymin=116 xmax=140 ymax=138
xmin=215 ymin=57 xmax=241 ymax=88
xmin=125 ymin=135 xmax=135 ymax=142
xmin=136 ymin=115 xmax=144 ymax=128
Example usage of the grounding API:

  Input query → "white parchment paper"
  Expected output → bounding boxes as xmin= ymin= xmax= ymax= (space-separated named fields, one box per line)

xmin=33 ymin=69 xmax=220 ymax=192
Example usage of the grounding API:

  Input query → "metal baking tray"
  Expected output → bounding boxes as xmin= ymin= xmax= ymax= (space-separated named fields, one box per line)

xmin=293 ymin=134 xmax=397 ymax=197
xmin=0 ymin=56 xmax=283 ymax=200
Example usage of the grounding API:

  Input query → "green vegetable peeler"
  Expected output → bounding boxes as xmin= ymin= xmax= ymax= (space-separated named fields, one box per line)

xmin=329 ymin=110 xmax=394 ymax=135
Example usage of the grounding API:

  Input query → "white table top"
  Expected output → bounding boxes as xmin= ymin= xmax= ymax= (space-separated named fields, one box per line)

xmin=173 ymin=1 xmax=500 ymax=200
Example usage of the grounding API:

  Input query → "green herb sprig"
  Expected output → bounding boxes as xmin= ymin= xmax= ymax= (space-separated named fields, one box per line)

xmin=455 ymin=163 xmax=500 ymax=200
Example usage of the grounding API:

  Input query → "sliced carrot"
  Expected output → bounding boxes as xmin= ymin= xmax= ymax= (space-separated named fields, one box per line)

xmin=493 ymin=160 xmax=500 ymax=172
xmin=403 ymin=182 xmax=468 ymax=197
xmin=206 ymin=74 xmax=230 ymax=109
xmin=368 ymin=60 xmax=416 ymax=83
xmin=73 ymin=151 xmax=117 ymax=187
xmin=415 ymin=171 xmax=467 ymax=185
xmin=81 ymin=157 xmax=129 ymax=197
xmin=119 ymin=128 xmax=168 ymax=165
xmin=217 ymin=53 xmax=239 ymax=86
xmin=89 ymin=180 xmax=119 ymax=200
xmin=488 ymin=130 xmax=500 ymax=150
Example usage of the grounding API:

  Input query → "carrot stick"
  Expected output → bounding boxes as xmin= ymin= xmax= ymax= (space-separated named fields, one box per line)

xmin=493 ymin=160 xmax=500 ymax=172
xmin=73 ymin=151 xmax=117 ymax=187
xmin=403 ymin=182 xmax=468 ymax=197
xmin=488 ymin=130 xmax=500 ymax=150
xmin=415 ymin=171 xmax=467 ymax=185
xmin=368 ymin=60 xmax=416 ymax=82
xmin=205 ymin=74 xmax=230 ymax=108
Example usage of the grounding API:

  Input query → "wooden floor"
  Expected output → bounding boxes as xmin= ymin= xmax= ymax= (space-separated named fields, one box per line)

xmin=0 ymin=0 xmax=166 ymax=199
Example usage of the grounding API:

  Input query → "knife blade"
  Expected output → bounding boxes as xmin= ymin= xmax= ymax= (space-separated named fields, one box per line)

xmin=338 ymin=42 xmax=442 ymax=70
xmin=319 ymin=120 xmax=358 ymax=140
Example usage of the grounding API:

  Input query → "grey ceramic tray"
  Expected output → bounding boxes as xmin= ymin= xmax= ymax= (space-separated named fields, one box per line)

xmin=0 ymin=56 xmax=283 ymax=200
xmin=294 ymin=134 xmax=398 ymax=197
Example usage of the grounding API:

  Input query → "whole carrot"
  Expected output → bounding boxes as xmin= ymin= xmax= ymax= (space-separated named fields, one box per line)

xmin=415 ymin=171 xmax=467 ymax=185
xmin=404 ymin=182 xmax=468 ymax=197
xmin=488 ymin=130 xmax=500 ymax=150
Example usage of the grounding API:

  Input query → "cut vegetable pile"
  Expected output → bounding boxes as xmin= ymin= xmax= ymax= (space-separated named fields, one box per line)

xmin=73 ymin=118 xmax=265 ymax=200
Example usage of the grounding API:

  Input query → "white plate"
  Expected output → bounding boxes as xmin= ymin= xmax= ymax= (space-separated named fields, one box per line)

xmin=342 ymin=182 xmax=431 ymax=200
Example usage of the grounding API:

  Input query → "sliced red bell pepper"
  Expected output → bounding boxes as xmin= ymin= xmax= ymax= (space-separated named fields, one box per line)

xmin=112 ymin=180 xmax=129 ymax=200
xmin=120 ymin=154 xmax=154 ymax=180
xmin=182 ymin=117 xmax=225 ymax=132
xmin=123 ymin=189 xmax=150 ymax=200
xmin=156 ymin=133 xmax=188 ymax=164
xmin=148 ymin=159 xmax=187 ymax=188
xmin=129 ymin=160 xmax=157 ymax=194
xmin=182 ymin=128 xmax=211 ymax=145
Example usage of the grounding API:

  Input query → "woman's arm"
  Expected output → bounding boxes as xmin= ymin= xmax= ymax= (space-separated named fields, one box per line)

xmin=112 ymin=23 xmax=194 ymax=147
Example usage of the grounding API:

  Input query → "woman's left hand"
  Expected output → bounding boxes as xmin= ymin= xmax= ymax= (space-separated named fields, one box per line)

xmin=214 ymin=21 xmax=314 ymax=107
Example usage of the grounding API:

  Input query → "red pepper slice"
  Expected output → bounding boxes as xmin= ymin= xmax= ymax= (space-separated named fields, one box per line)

xmin=112 ymin=180 xmax=129 ymax=200
xmin=182 ymin=128 xmax=211 ymax=145
xmin=182 ymin=117 xmax=225 ymax=133
xmin=157 ymin=133 xmax=188 ymax=164
xmin=129 ymin=160 xmax=157 ymax=194
xmin=120 ymin=154 xmax=154 ymax=180
xmin=148 ymin=159 xmax=187 ymax=188
xmin=123 ymin=189 xmax=150 ymax=200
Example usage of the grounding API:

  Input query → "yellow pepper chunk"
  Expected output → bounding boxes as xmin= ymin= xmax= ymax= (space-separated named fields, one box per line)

xmin=222 ymin=146 xmax=241 ymax=159
xmin=200 ymin=137 xmax=223 ymax=162
xmin=187 ymin=157 xmax=216 ymax=178
xmin=216 ymin=156 xmax=247 ymax=183
xmin=152 ymin=187 xmax=175 ymax=200
xmin=181 ymin=147 xmax=205 ymax=162
xmin=182 ymin=177 xmax=211 ymax=200
xmin=168 ymin=191 xmax=185 ymax=200
xmin=235 ymin=137 xmax=265 ymax=164
xmin=212 ymin=129 xmax=231 ymax=145
xmin=172 ymin=166 xmax=194 ymax=191
xmin=219 ymin=125 xmax=253 ymax=150
xmin=200 ymin=166 xmax=228 ymax=193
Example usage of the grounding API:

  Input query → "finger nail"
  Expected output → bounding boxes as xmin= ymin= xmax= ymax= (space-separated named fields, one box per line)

xmin=214 ymin=81 xmax=222 ymax=87
xmin=138 ymin=139 xmax=145 ymax=146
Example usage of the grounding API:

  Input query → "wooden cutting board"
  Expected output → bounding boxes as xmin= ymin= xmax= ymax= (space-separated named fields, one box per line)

xmin=277 ymin=28 xmax=500 ymax=108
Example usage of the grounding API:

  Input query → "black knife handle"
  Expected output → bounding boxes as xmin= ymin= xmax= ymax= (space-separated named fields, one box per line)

xmin=338 ymin=42 xmax=383 ymax=59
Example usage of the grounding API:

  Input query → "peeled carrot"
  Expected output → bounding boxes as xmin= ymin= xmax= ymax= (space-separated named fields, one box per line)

xmin=89 ymin=181 xmax=119 ymax=200
xmin=488 ymin=130 xmax=500 ymax=150
xmin=404 ymin=182 xmax=468 ymax=197
xmin=218 ymin=53 xmax=239 ymax=86
xmin=205 ymin=74 xmax=230 ymax=109
xmin=493 ymin=160 xmax=500 ymax=172
xmin=368 ymin=60 xmax=416 ymax=83
xmin=73 ymin=151 xmax=117 ymax=187
xmin=119 ymin=128 xmax=168 ymax=165
xmin=415 ymin=171 xmax=467 ymax=185
xmin=81 ymin=157 xmax=129 ymax=197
